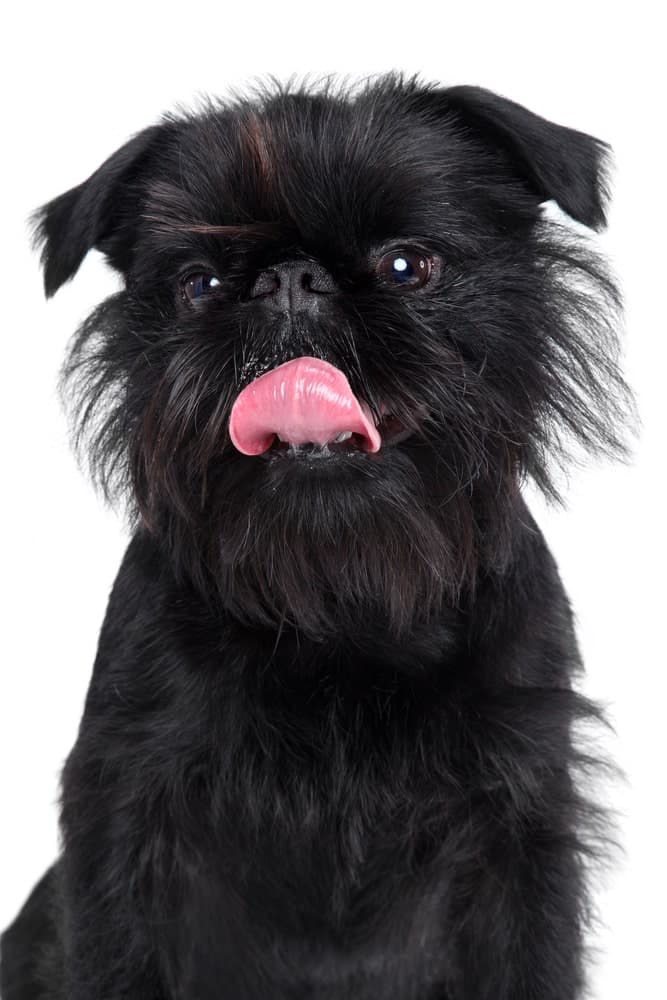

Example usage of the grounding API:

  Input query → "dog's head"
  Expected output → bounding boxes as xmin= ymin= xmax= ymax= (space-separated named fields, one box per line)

xmin=34 ymin=74 xmax=630 ymax=642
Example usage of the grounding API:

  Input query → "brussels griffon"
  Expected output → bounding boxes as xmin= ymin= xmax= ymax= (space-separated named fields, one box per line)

xmin=1 ymin=74 xmax=631 ymax=999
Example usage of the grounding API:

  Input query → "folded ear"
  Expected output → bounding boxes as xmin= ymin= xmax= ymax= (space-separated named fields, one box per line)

xmin=32 ymin=122 xmax=175 ymax=297
xmin=414 ymin=85 xmax=612 ymax=231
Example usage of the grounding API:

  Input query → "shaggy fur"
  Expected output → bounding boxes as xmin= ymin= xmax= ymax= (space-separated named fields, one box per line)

xmin=1 ymin=73 xmax=632 ymax=999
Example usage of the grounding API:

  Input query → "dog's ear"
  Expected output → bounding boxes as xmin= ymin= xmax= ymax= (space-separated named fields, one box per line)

xmin=412 ymin=85 xmax=611 ymax=231
xmin=32 ymin=123 xmax=174 ymax=297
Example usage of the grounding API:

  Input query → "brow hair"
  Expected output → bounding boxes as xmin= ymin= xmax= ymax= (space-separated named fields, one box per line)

xmin=185 ymin=222 xmax=280 ymax=235
xmin=141 ymin=217 xmax=281 ymax=238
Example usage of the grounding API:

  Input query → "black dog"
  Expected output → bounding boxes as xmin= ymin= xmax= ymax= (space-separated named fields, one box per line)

xmin=1 ymin=74 xmax=631 ymax=999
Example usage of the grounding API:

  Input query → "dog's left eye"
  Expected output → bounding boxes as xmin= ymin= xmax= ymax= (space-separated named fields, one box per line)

xmin=181 ymin=273 xmax=221 ymax=302
xmin=375 ymin=249 xmax=434 ymax=289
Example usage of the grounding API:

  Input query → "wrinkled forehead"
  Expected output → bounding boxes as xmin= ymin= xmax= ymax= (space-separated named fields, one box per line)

xmin=143 ymin=97 xmax=488 ymax=252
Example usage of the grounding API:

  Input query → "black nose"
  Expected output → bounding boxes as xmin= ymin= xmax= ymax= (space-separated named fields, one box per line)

xmin=249 ymin=260 xmax=337 ymax=312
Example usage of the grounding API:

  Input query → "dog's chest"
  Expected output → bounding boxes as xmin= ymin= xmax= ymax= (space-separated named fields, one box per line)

xmin=151 ymin=640 xmax=461 ymax=997
xmin=168 ymin=730 xmax=455 ymax=999
xmin=175 ymin=819 xmax=452 ymax=1000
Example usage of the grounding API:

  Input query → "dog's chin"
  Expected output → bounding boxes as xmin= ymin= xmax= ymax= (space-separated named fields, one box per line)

xmin=186 ymin=441 xmax=465 ymax=644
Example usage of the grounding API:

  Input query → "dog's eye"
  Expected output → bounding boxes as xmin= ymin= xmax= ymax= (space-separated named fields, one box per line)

xmin=376 ymin=249 xmax=433 ymax=289
xmin=182 ymin=273 xmax=221 ymax=302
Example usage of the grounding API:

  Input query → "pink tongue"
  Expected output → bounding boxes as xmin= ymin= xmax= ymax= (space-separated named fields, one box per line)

xmin=229 ymin=356 xmax=382 ymax=456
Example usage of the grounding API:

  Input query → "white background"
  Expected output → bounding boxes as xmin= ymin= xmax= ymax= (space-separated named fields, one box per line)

xmin=0 ymin=3 xmax=664 ymax=997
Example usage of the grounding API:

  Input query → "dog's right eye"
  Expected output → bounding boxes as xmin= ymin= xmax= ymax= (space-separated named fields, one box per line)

xmin=181 ymin=273 xmax=221 ymax=303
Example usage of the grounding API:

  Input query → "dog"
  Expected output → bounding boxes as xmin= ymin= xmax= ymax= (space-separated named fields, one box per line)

xmin=1 ymin=73 xmax=632 ymax=999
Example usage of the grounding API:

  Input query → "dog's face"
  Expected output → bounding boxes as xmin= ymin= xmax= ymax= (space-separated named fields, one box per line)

xmin=35 ymin=76 xmax=629 ymax=643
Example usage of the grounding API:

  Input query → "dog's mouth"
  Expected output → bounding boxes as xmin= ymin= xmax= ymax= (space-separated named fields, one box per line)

xmin=264 ymin=413 xmax=413 ymax=458
xmin=228 ymin=356 xmax=416 ymax=459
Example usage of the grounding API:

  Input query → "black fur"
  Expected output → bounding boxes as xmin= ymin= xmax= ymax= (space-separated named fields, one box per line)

xmin=1 ymin=73 xmax=632 ymax=999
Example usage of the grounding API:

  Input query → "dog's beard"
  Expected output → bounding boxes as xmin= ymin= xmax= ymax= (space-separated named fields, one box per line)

xmin=163 ymin=446 xmax=482 ymax=643
xmin=131 ymin=371 xmax=496 ymax=643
